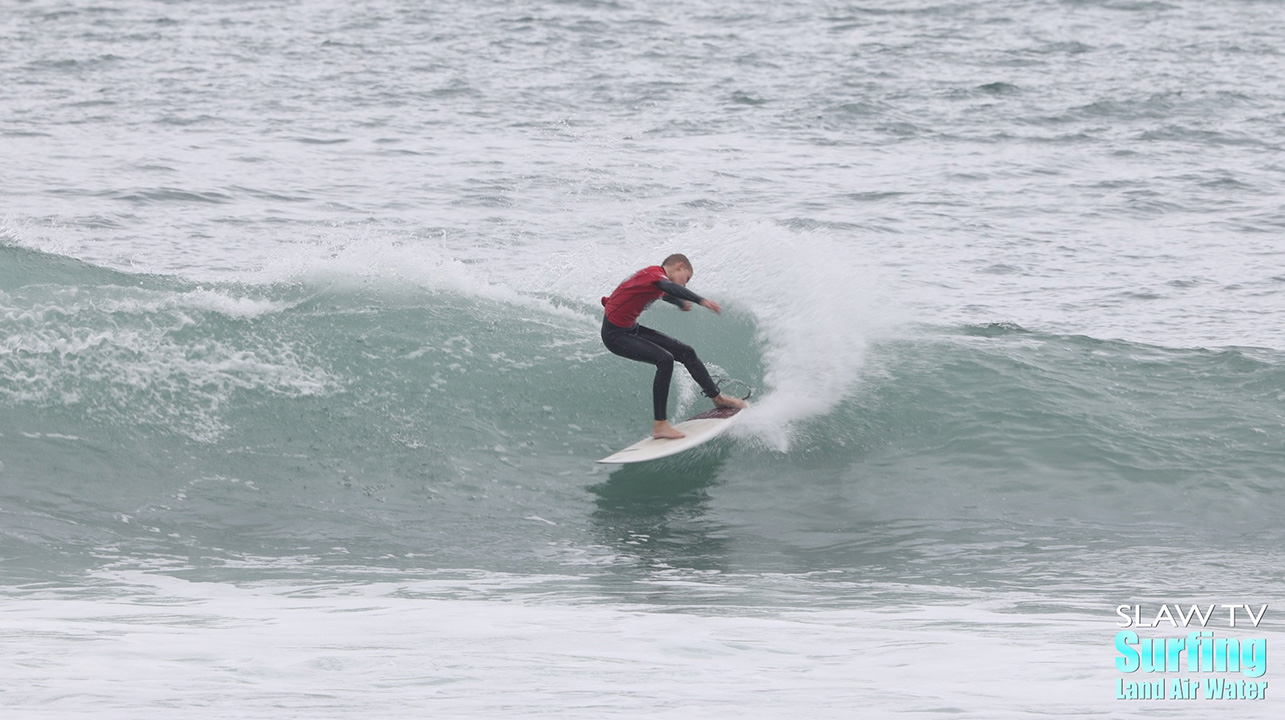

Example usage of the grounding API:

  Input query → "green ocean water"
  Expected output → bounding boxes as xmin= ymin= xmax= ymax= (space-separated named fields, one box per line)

xmin=4 ymin=243 xmax=1282 ymax=603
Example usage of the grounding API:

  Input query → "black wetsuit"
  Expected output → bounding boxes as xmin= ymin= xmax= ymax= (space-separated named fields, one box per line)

xmin=601 ymin=278 xmax=721 ymax=421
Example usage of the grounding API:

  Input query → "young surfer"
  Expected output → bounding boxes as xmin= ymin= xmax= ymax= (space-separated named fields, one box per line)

xmin=601 ymin=254 xmax=747 ymax=439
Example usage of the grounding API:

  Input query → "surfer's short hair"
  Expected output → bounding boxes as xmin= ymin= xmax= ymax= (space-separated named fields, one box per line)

xmin=662 ymin=253 xmax=692 ymax=271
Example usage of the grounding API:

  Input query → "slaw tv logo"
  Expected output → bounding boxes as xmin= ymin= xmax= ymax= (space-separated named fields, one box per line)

xmin=1114 ymin=604 xmax=1268 ymax=701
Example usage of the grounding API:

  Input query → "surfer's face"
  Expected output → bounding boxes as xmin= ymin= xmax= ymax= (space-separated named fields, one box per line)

xmin=667 ymin=265 xmax=693 ymax=285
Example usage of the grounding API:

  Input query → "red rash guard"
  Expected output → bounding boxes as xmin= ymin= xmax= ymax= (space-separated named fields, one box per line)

xmin=601 ymin=266 xmax=705 ymax=328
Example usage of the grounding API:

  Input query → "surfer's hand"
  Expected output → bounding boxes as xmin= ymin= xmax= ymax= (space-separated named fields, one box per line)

xmin=681 ymin=301 xmax=693 ymax=311
xmin=700 ymin=299 xmax=722 ymax=314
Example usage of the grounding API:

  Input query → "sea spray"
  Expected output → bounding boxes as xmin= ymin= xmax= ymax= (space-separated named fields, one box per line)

xmin=673 ymin=221 xmax=897 ymax=450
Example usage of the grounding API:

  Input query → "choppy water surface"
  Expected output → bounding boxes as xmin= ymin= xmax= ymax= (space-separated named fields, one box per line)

xmin=3 ymin=1 xmax=1284 ymax=717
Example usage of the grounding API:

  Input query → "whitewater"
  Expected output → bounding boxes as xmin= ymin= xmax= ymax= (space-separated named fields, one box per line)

xmin=2 ymin=0 xmax=1284 ymax=717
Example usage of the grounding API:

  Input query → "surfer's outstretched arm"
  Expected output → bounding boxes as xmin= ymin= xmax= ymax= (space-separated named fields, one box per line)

xmin=658 ymin=279 xmax=723 ymax=314
xmin=660 ymin=294 xmax=692 ymax=310
xmin=657 ymin=279 xmax=702 ymax=307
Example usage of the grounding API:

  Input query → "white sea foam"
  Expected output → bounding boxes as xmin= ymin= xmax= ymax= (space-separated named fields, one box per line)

xmin=178 ymin=288 xmax=288 ymax=319
xmin=235 ymin=233 xmax=600 ymax=328
xmin=0 ymin=285 xmax=335 ymax=442
xmin=688 ymin=222 xmax=900 ymax=450
xmin=4 ymin=570 xmax=1238 ymax=720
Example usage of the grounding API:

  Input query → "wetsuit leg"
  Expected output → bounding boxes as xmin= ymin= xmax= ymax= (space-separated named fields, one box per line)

xmin=602 ymin=319 xmax=719 ymax=421
xmin=633 ymin=325 xmax=721 ymax=399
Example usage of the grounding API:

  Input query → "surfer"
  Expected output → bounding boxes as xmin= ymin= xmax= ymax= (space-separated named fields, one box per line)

xmin=601 ymin=254 xmax=747 ymax=439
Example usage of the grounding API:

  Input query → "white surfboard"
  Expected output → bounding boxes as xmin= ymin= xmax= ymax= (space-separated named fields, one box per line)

xmin=597 ymin=407 xmax=742 ymax=464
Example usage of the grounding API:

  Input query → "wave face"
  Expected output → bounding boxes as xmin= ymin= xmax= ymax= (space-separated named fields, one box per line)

xmin=4 ymin=244 xmax=1282 ymax=595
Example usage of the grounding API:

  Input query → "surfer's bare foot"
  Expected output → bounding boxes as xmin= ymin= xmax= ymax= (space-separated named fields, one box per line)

xmin=712 ymin=394 xmax=747 ymax=410
xmin=652 ymin=420 xmax=685 ymax=439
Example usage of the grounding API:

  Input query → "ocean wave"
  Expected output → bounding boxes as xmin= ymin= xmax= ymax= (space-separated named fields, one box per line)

xmin=3 ymin=243 xmax=1283 ymax=574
